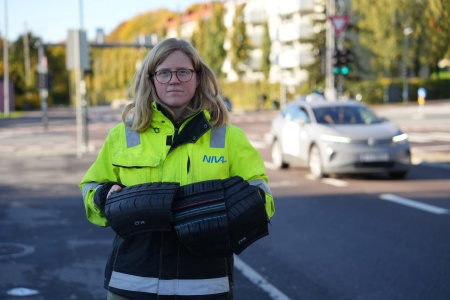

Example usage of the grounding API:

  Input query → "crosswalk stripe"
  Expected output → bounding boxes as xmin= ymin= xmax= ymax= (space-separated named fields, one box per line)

xmin=408 ymin=132 xmax=450 ymax=143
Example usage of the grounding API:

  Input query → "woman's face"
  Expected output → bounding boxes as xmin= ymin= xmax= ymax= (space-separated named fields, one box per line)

xmin=153 ymin=50 xmax=198 ymax=119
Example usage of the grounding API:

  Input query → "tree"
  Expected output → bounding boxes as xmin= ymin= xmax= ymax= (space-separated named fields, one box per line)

xmin=191 ymin=18 xmax=207 ymax=56
xmin=204 ymin=2 xmax=227 ymax=77
xmin=422 ymin=0 xmax=450 ymax=77
xmin=229 ymin=4 xmax=251 ymax=79
xmin=352 ymin=0 xmax=401 ymax=78
xmin=303 ymin=11 xmax=327 ymax=87
xmin=352 ymin=0 xmax=450 ymax=79
xmin=45 ymin=45 xmax=69 ymax=105
xmin=260 ymin=21 xmax=271 ymax=80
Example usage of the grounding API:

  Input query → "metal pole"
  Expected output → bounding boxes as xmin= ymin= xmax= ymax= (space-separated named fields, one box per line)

xmin=336 ymin=0 xmax=346 ymax=100
xmin=325 ymin=0 xmax=335 ymax=100
xmin=79 ymin=0 xmax=84 ymax=29
xmin=38 ymin=42 xmax=48 ymax=130
xmin=3 ymin=0 xmax=10 ymax=116
xmin=402 ymin=26 xmax=412 ymax=105
xmin=73 ymin=31 xmax=84 ymax=158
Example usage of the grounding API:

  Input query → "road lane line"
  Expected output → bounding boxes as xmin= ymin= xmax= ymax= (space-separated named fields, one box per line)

xmin=265 ymin=161 xmax=276 ymax=170
xmin=380 ymin=194 xmax=450 ymax=215
xmin=412 ymin=144 xmax=450 ymax=152
xmin=269 ymin=180 xmax=298 ymax=188
xmin=250 ymin=139 xmax=269 ymax=149
xmin=321 ymin=178 xmax=349 ymax=187
xmin=406 ymin=133 xmax=434 ymax=143
xmin=305 ymin=174 xmax=348 ymax=187
xmin=234 ymin=255 xmax=291 ymax=300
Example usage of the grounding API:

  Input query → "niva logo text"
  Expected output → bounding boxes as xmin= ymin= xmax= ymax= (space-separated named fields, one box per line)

xmin=203 ymin=155 xmax=227 ymax=164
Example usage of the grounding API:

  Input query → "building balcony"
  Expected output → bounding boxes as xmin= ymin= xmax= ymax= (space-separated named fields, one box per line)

xmin=278 ymin=0 xmax=316 ymax=15
xmin=279 ymin=49 xmax=314 ymax=68
xmin=278 ymin=23 xmax=314 ymax=42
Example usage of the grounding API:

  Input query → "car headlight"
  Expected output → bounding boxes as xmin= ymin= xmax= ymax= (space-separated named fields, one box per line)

xmin=320 ymin=134 xmax=351 ymax=143
xmin=392 ymin=133 xmax=408 ymax=143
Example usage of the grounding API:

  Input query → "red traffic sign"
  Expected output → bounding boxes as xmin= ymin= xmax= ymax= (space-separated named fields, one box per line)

xmin=329 ymin=15 xmax=349 ymax=36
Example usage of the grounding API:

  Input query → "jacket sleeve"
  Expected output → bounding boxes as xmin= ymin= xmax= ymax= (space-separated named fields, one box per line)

xmin=79 ymin=126 xmax=121 ymax=227
xmin=227 ymin=126 xmax=275 ymax=219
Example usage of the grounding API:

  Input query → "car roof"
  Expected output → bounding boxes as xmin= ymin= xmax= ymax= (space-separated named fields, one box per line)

xmin=286 ymin=98 xmax=366 ymax=109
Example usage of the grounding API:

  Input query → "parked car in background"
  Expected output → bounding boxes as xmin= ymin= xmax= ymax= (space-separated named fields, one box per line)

xmin=267 ymin=97 xmax=411 ymax=179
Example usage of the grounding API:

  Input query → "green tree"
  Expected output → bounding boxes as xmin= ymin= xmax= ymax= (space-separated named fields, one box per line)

xmin=352 ymin=0 xmax=401 ymax=78
xmin=260 ymin=21 xmax=271 ymax=80
xmin=46 ymin=45 xmax=69 ymax=105
xmin=303 ymin=13 xmax=327 ymax=87
xmin=230 ymin=4 xmax=251 ymax=79
xmin=191 ymin=2 xmax=226 ymax=77
xmin=422 ymin=0 xmax=450 ymax=77
xmin=204 ymin=2 xmax=227 ymax=77
xmin=352 ymin=0 xmax=450 ymax=79
xmin=191 ymin=18 xmax=207 ymax=56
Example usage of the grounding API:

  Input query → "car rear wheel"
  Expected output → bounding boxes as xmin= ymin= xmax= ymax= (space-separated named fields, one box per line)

xmin=272 ymin=140 xmax=289 ymax=169
xmin=309 ymin=145 xmax=325 ymax=178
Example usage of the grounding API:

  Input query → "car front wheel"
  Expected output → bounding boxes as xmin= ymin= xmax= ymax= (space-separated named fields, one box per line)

xmin=309 ymin=145 xmax=325 ymax=178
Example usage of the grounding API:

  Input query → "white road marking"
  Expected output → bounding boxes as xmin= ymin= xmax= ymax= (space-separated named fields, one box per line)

xmin=250 ymin=139 xmax=269 ymax=149
xmin=234 ymin=255 xmax=291 ymax=300
xmin=251 ymin=141 xmax=269 ymax=149
xmin=407 ymin=133 xmax=435 ymax=143
xmin=408 ymin=132 xmax=450 ymax=143
xmin=321 ymin=178 xmax=349 ymax=187
xmin=412 ymin=144 xmax=450 ymax=152
xmin=264 ymin=161 xmax=276 ymax=170
xmin=269 ymin=180 xmax=298 ymax=188
xmin=429 ymin=132 xmax=450 ymax=141
xmin=380 ymin=194 xmax=450 ymax=215
xmin=306 ymin=174 xmax=348 ymax=187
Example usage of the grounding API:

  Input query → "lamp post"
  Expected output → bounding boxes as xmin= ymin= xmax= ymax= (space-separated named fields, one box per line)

xmin=402 ymin=26 xmax=413 ymax=105
xmin=3 ymin=0 xmax=9 ymax=116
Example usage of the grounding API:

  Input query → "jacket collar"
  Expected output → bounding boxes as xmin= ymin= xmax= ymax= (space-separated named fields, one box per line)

xmin=151 ymin=102 xmax=212 ymax=153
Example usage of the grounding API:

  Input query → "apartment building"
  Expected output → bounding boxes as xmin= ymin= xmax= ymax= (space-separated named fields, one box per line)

xmin=165 ymin=0 xmax=326 ymax=92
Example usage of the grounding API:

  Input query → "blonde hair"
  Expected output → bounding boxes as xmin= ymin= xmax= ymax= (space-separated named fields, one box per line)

xmin=122 ymin=38 xmax=229 ymax=132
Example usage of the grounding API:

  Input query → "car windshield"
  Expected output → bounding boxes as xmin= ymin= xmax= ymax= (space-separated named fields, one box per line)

xmin=313 ymin=106 xmax=382 ymax=125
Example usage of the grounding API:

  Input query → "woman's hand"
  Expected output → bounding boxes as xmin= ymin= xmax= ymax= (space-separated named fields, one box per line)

xmin=107 ymin=184 xmax=123 ymax=199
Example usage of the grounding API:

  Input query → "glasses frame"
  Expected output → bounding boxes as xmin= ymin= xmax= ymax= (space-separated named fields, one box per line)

xmin=153 ymin=69 xmax=196 ymax=84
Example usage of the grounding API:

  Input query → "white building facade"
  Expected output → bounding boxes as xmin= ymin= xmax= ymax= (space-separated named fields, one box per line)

xmin=222 ymin=0 xmax=326 ymax=93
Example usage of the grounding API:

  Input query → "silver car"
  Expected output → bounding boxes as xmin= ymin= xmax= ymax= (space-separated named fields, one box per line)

xmin=268 ymin=98 xmax=411 ymax=179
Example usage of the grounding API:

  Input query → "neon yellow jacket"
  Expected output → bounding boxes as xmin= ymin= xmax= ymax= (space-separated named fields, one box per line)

xmin=79 ymin=105 xmax=275 ymax=298
xmin=80 ymin=107 xmax=275 ymax=227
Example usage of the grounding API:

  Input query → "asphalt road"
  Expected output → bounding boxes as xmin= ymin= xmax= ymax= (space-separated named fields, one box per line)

xmin=0 ymin=108 xmax=275 ymax=300
xmin=1 ymin=101 xmax=450 ymax=299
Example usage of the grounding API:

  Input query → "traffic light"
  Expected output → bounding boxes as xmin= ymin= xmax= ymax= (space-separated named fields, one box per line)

xmin=332 ymin=48 xmax=351 ymax=75
xmin=36 ymin=72 xmax=51 ymax=89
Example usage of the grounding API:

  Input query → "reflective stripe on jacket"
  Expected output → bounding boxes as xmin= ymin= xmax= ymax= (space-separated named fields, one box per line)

xmin=79 ymin=106 xmax=275 ymax=299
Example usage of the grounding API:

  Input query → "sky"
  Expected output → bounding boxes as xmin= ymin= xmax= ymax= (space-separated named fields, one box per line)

xmin=0 ymin=0 xmax=211 ymax=44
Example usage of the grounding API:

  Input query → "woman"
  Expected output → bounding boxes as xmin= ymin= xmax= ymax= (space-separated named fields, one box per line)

xmin=79 ymin=38 xmax=275 ymax=300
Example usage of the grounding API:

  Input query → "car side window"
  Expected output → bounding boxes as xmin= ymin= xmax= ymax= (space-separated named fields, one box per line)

xmin=299 ymin=108 xmax=311 ymax=123
xmin=285 ymin=106 xmax=310 ymax=124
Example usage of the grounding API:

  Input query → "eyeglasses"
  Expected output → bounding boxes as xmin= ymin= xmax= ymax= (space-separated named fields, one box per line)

xmin=153 ymin=68 xmax=196 ymax=84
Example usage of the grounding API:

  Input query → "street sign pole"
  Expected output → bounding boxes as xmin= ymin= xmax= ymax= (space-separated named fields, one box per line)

xmin=67 ymin=29 xmax=90 ymax=158
xmin=3 ymin=0 xmax=10 ymax=117
xmin=325 ymin=0 xmax=336 ymax=101
xmin=329 ymin=12 xmax=349 ymax=100
xmin=38 ymin=42 xmax=48 ymax=130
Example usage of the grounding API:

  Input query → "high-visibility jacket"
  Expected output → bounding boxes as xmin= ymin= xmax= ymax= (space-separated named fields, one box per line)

xmin=79 ymin=105 xmax=275 ymax=299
